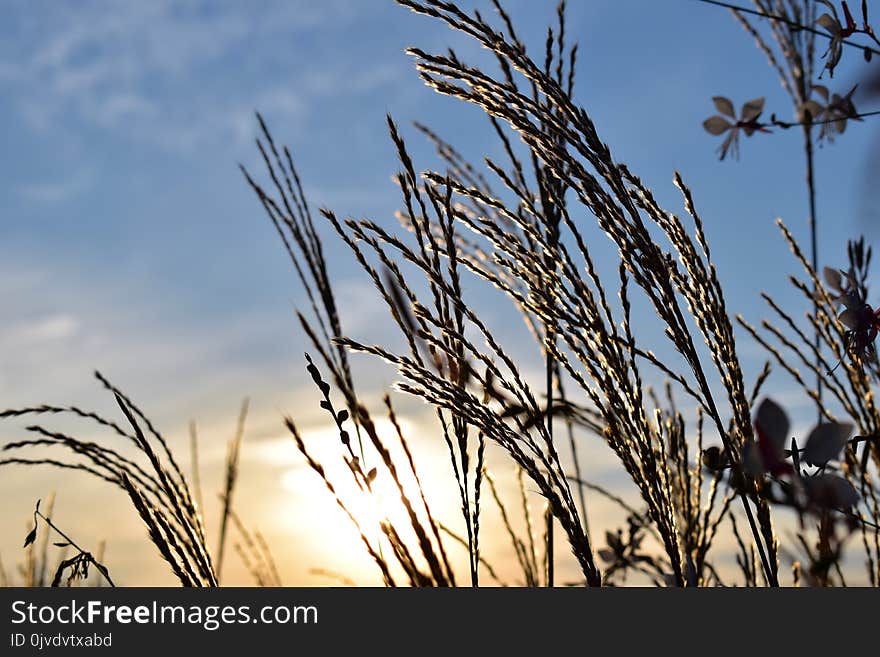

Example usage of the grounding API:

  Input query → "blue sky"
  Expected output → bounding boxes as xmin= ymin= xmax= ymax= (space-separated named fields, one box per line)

xmin=1 ymin=0 xmax=877 ymax=585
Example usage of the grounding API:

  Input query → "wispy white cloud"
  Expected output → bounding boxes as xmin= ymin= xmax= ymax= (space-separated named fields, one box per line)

xmin=1 ymin=0 xmax=405 ymax=153
xmin=1 ymin=313 xmax=79 ymax=346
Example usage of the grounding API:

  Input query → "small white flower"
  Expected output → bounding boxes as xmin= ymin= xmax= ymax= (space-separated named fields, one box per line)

xmin=703 ymin=96 xmax=768 ymax=160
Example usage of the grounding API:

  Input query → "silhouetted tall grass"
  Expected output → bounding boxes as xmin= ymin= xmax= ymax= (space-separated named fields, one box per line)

xmin=3 ymin=0 xmax=880 ymax=587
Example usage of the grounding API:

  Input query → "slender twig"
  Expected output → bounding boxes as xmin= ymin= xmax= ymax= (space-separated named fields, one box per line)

xmin=695 ymin=0 xmax=880 ymax=55
xmin=769 ymin=109 xmax=880 ymax=128
xmin=803 ymin=121 xmax=822 ymax=423
xmin=33 ymin=507 xmax=116 ymax=587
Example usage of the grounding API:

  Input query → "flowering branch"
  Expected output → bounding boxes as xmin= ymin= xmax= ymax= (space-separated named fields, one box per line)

xmin=703 ymin=90 xmax=874 ymax=159
xmin=696 ymin=0 xmax=880 ymax=60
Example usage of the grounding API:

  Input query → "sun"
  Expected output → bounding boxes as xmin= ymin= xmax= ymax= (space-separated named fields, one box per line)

xmin=270 ymin=414 xmax=459 ymax=583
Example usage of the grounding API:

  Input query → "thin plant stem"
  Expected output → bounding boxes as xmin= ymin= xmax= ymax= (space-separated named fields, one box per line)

xmin=803 ymin=122 xmax=822 ymax=423
xmin=695 ymin=0 xmax=880 ymax=55
xmin=768 ymin=109 xmax=880 ymax=128
xmin=35 ymin=509 xmax=116 ymax=587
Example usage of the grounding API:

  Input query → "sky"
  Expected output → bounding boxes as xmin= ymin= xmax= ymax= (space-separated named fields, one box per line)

xmin=1 ymin=0 xmax=878 ymax=586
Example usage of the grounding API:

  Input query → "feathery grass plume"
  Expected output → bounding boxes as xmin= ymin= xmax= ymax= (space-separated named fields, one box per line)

xmin=285 ymin=355 xmax=456 ymax=587
xmin=215 ymin=398 xmax=250 ymax=583
xmin=320 ymin=120 xmax=601 ymax=584
xmin=420 ymin=89 xmax=735 ymax=583
xmin=310 ymin=0 xmax=777 ymax=585
xmin=241 ymin=6 xmax=606 ymax=586
xmin=415 ymin=3 xmax=594 ymax=569
xmin=238 ymin=0 xmax=781 ymax=586
xmin=370 ymin=119 xmax=483 ymax=585
xmin=383 ymin=395 xmax=456 ymax=584
xmin=243 ymin=112 xmax=476 ymax=585
xmin=229 ymin=509 xmax=282 ymax=587
xmin=1 ymin=373 xmax=216 ymax=586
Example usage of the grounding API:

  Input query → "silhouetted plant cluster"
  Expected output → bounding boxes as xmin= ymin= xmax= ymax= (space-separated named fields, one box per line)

xmin=3 ymin=0 xmax=880 ymax=588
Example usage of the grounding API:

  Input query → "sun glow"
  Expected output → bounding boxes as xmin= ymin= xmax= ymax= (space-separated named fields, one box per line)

xmin=269 ymin=414 xmax=461 ymax=584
